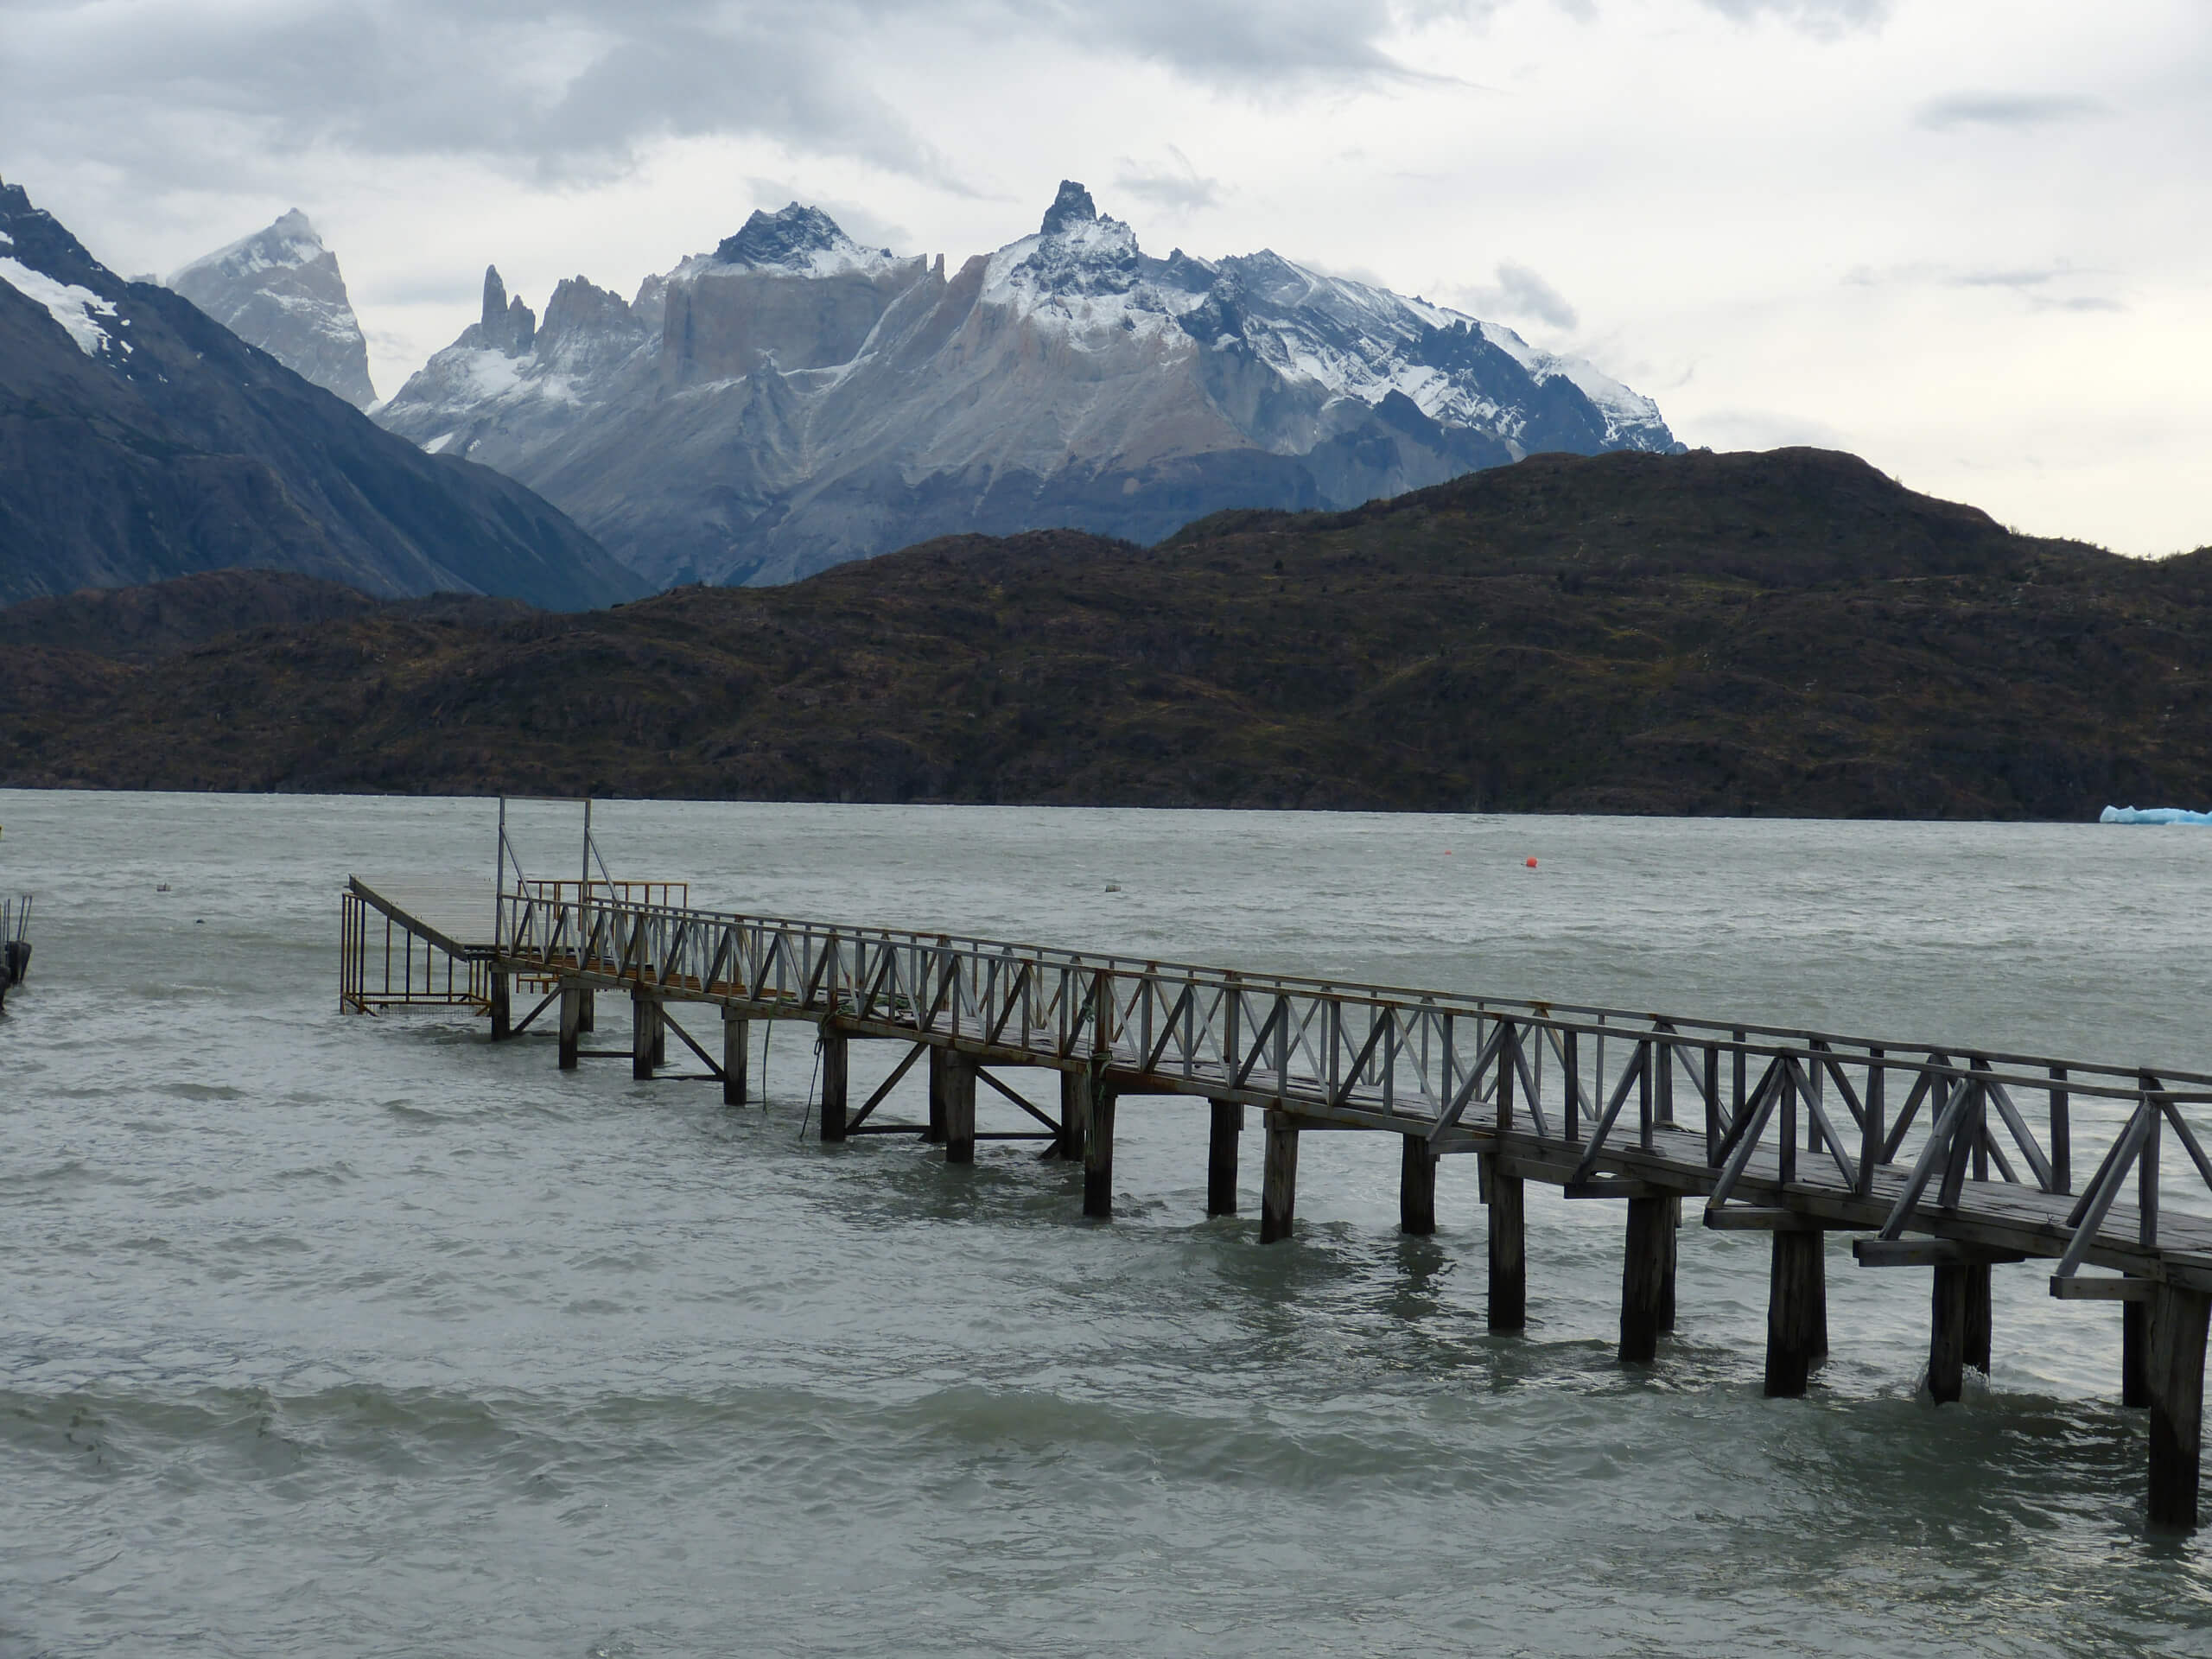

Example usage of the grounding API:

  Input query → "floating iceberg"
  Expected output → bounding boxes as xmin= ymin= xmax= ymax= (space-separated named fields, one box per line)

xmin=2101 ymin=806 xmax=2212 ymax=824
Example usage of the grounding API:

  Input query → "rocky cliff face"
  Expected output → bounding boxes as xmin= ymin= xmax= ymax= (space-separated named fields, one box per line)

xmin=0 ymin=177 xmax=643 ymax=609
xmin=377 ymin=186 xmax=1681 ymax=588
xmin=167 ymin=210 xmax=378 ymax=406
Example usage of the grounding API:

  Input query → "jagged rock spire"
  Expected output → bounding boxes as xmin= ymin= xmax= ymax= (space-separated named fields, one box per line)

xmin=1040 ymin=181 xmax=1096 ymax=238
xmin=481 ymin=266 xmax=506 ymax=334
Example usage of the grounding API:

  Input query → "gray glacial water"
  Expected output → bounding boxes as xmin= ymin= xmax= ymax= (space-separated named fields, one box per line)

xmin=4 ymin=790 xmax=2212 ymax=1656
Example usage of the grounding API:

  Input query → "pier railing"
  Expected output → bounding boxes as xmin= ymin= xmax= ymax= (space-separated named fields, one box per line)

xmin=496 ymin=885 xmax=2212 ymax=1281
xmin=1 ymin=893 xmax=29 ymax=1004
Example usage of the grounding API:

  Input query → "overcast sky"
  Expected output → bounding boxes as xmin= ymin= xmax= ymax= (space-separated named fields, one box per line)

xmin=4 ymin=0 xmax=2206 ymax=554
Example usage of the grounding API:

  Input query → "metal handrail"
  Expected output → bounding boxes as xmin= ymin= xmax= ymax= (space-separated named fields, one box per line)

xmin=491 ymin=882 xmax=2212 ymax=1277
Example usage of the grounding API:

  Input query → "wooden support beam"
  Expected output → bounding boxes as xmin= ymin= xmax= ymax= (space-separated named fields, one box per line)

xmin=820 ymin=1027 xmax=848 ymax=1142
xmin=1620 ymin=1194 xmax=1677 ymax=1363
xmin=1400 ymin=1135 xmax=1437 ymax=1236
xmin=1565 ymin=1179 xmax=1661 ymax=1200
xmin=1207 ymin=1099 xmax=1242 ymax=1216
xmin=925 ymin=1046 xmax=950 ymax=1145
xmin=1054 ymin=1071 xmax=1088 ymax=1162
xmin=943 ymin=1051 xmax=977 ymax=1165
xmin=631 ymin=989 xmax=658 ymax=1080
xmin=1486 ymin=1154 xmax=1526 ymax=1333
xmin=1704 ymin=1206 xmax=1834 ymax=1231
xmin=2050 ymin=1274 xmax=2154 ymax=1302
xmin=2148 ymin=1283 xmax=2212 ymax=1530
xmin=577 ymin=988 xmax=594 ymax=1033
xmin=1929 ymin=1263 xmax=1968 ymax=1404
xmin=558 ymin=986 xmax=581 ymax=1071
xmin=2126 ymin=1299 xmax=2152 ymax=1407
xmin=490 ymin=970 xmax=512 ymax=1041
xmin=1261 ymin=1112 xmax=1299 ymax=1244
xmin=1765 ymin=1230 xmax=1824 ymax=1397
xmin=1853 ymin=1238 xmax=2027 ymax=1268
xmin=1084 ymin=1084 xmax=1116 ymax=1218
xmin=721 ymin=1010 xmax=748 ymax=1107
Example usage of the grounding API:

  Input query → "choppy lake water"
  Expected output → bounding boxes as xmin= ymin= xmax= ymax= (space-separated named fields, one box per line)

xmin=5 ymin=791 xmax=2212 ymax=1656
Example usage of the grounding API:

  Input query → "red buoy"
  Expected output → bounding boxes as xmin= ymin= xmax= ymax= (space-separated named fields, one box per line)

xmin=1526 ymin=856 xmax=1539 ymax=868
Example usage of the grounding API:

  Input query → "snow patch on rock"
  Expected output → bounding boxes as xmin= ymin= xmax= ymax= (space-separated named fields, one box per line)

xmin=0 ymin=255 xmax=119 ymax=356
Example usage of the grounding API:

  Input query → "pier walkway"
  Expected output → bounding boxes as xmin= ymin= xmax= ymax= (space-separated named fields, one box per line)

xmin=343 ymin=827 xmax=2212 ymax=1532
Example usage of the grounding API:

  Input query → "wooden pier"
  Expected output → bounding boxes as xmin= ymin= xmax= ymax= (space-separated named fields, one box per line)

xmin=0 ymin=892 xmax=30 ymax=1012
xmin=342 ymin=816 xmax=2212 ymax=1532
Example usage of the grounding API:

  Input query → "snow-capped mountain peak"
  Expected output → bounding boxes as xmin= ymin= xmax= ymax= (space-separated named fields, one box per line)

xmin=375 ymin=178 xmax=1681 ymax=589
xmin=986 ymin=179 xmax=1160 ymax=320
xmin=708 ymin=203 xmax=898 ymax=277
xmin=168 ymin=208 xmax=325 ymax=288
xmin=168 ymin=208 xmax=376 ymax=404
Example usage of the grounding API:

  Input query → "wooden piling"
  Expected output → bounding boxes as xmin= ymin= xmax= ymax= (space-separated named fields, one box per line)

xmin=1260 ymin=1113 xmax=1299 ymax=1244
xmin=721 ymin=1009 xmax=748 ymax=1107
xmin=1400 ymin=1135 xmax=1438 ymax=1236
xmin=1486 ymin=1155 xmax=1526 ymax=1332
xmin=1620 ymin=1194 xmax=1676 ymax=1363
xmin=1084 ymin=1084 xmax=1116 ymax=1218
xmin=1965 ymin=1262 xmax=1993 ymax=1375
xmin=558 ymin=985 xmax=581 ymax=1070
xmin=1054 ymin=1070 xmax=1088 ymax=1161
xmin=1929 ymin=1262 xmax=1968 ymax=1404
xmin=577 ymin=989 xmax=594 ymax=1033
xmin=1810 ymin=1236 xmax=1829 ymax=1366
xmin=819 ymin=1025 xmax=848 ymax=1141
xmin=490 ymin=971 xmax=512 ymax=1041
xmin=944 ymin=1051 xmax=977 ymax=1165
xmin=925 ymin=1046 xmax=950 ymax=1144
xmin=1207 ymin=1098 xmax=1242 ymax=1216
xmin=1765 ymin=1230 xmax=1824 ymax=1396
xmin=2126 ymin=1299 xmax=2152 ymax=1408
xmin=2147 ymin=1283 xmax=2212 ymax=1530
xmin=631 ymin=989 xmax=658 ymax=1080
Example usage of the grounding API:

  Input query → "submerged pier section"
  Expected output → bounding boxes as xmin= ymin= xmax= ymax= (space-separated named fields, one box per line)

xmin=345 ymin=838 xmax=2212 ymax=1533
xmin=1 ymin=892 xmax=31 ymax=1012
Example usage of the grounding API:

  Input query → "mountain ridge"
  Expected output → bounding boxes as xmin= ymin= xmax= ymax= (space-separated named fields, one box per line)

xmin=375 ymin=181 xmax=1680 ymax=590
xmin=0 ymin=175 xmax=645 ymax=610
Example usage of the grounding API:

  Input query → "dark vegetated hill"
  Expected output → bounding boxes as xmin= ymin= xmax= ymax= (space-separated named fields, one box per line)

xmin=4 ymin=448 xmax=2208 ymax=818
xmin=0 ymin=569 xmax=380 ymax=661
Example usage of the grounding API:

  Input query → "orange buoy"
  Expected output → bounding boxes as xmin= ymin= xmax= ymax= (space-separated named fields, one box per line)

xmin=1525 ymin=856 xmax=1539 ymax=868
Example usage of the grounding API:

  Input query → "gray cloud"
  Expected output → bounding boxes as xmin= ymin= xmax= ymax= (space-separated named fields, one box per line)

xmin=1041 ymin=0 xmax=1501 ymax=83
xmin=0 ymin=0 xmax=1495 ymax=200
xmin=1846 ymin=262 xmax=2123 ymax=315
xmin=1114 ymin=147 xmax=1224 ymax=214
xmin=1471 ymin=262 xmax=1579 ymax=329
xmin=1695 ymin=0 xmax=1888 ymax=33
xmin=1916 ymin=92 xmax=2107 ymax=130
xmin=1956 ymin=268 xmax=2058 ymax=288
